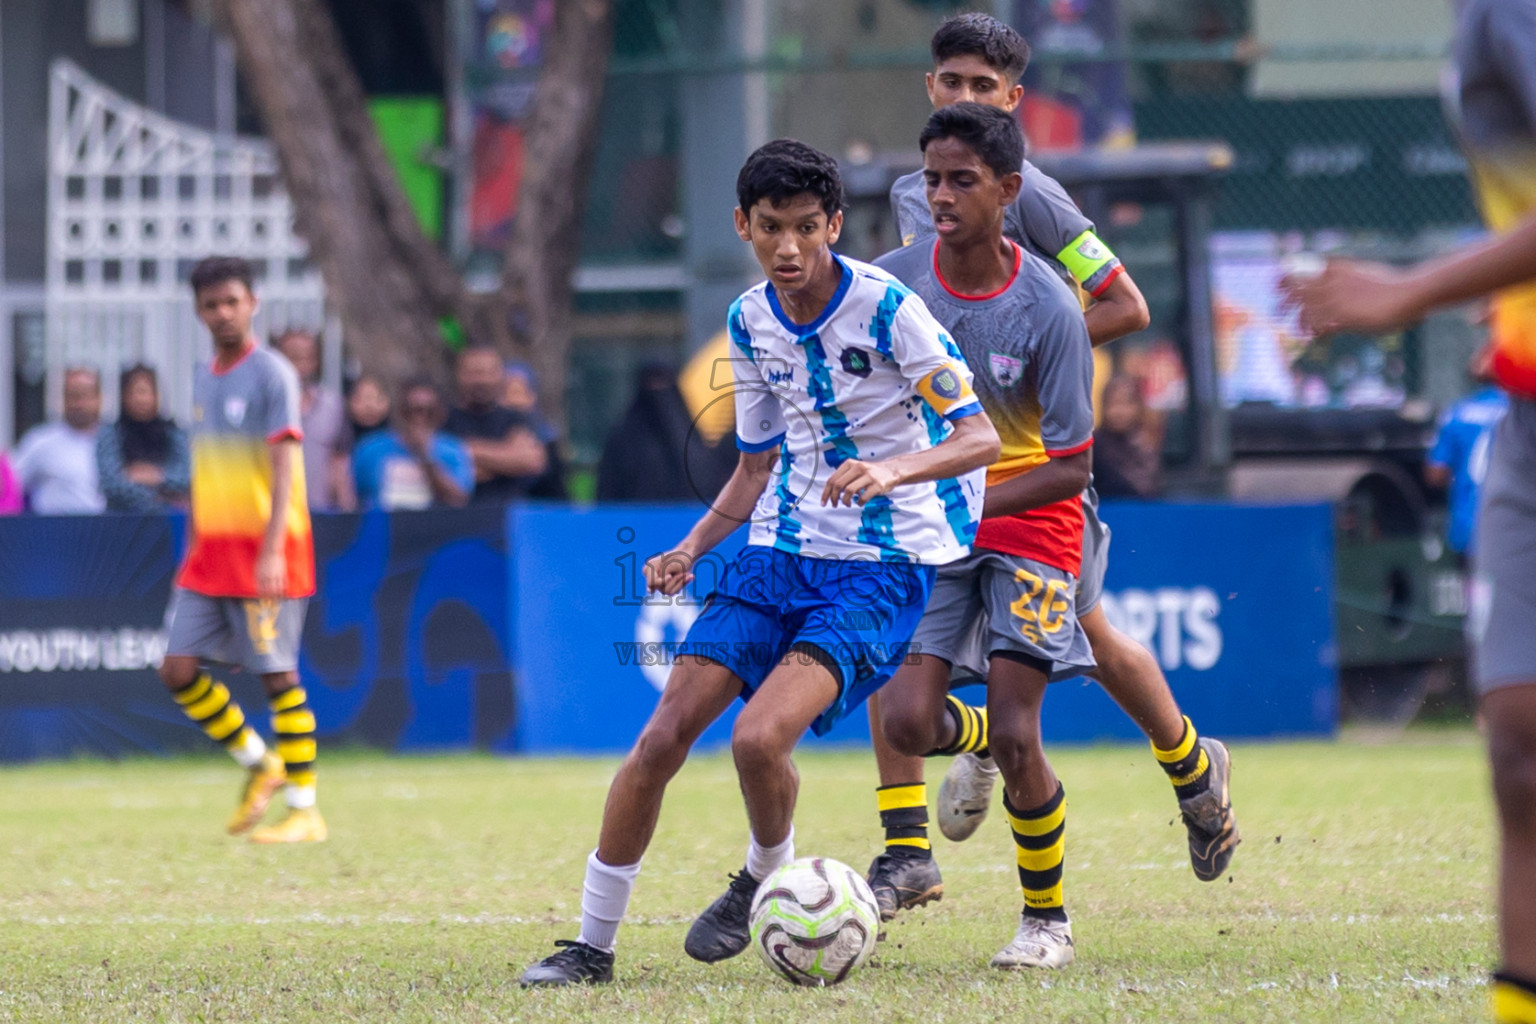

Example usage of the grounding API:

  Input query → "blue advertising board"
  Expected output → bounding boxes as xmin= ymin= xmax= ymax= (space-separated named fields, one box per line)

xmin=508 ymin=501 xmax=1337 ymax=755
xmin=0 ymin=514 xmax=187 ymax=760
xmin=0 ymin=507 xmax=513 ymax=761
xmin=0 ymin=500 xmax=1334 ymax=762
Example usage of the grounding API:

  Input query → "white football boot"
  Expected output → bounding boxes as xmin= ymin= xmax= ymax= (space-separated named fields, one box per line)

xmin=990 ymin=914 xmax=1075 ymax=970
xmin=937 ymin=752 xmax=1000 ymax=841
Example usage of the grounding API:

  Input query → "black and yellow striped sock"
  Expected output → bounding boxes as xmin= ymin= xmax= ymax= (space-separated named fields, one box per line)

xmin=876 ymin=782 xmax=931 ymax=856
xmin=269 ymin=686 xmax=317 ymax=808
xmin=1494 ymin=972 xmax=1536 ymax=1023
xmin=1153 ymin=716 xmax=1210 ymax=800
xmin=1004 ymin=783 xmax=1067 ymax=923
xmin=173 ymin=673 xmax=265 ymax=767
xmin=926 ymin=694 xmax=989 ymax=758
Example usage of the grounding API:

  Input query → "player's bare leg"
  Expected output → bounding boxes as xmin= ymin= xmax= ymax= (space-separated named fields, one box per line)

xmin=521 ymin=654 xmax=743 ymax=987
xmin=1484 ymin=684 xmax=1536 ymax=1019
xmin=1081 ymin=605 xmax=1239 ymax=880
xmin=868 ymin=693 xmax=927 ymax=792
xmin=685 ymin=646 xmax=840 ymax=963
xmin=250 ymin=669 xmax=326 ymax=844
xmin=159 ymin=653 xmax=284 ymax=835
xmin=597 ymin=656 xmax=744 ymax=867
xmin=985 ymin=654 xmax=1072 ymax=969
xmin=731 ymin=646 xmax=841 ymax=846
xmin=879 ymin=654 xmax=962 ymax=756
xmin=1080 ymin=607 xmax=1183 ymax=746
xmin=866 ymin=657 xmax=956 ymax=918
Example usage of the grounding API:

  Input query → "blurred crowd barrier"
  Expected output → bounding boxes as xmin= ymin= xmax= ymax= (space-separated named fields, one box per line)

xmin=0 ymin=499 xmax=1335 ymax=762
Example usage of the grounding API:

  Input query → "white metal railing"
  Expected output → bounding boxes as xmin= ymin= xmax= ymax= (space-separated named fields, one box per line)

xmin=45 ymin=59 xmax=333 ymax=425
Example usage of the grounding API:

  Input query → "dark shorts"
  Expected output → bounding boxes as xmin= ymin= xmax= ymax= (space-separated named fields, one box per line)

xmin=1469 ymin=398 xmax=1536 ymax=694
xmin=164 ymin=588 xmax=308 ymax=675
xmin=676 ymin=546 xmax=937 ymax=735
xmin=911 ymin=549 xmax=1096 ymax=687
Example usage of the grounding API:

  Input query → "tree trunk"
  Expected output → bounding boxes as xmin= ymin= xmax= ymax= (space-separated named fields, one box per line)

xmin=500 ymin=0 xmax=614 ymax=437
xmin=216 ymin=0 xmax=612 ymax=430
xmin=215 ymin=0 xmax=494 ymax=385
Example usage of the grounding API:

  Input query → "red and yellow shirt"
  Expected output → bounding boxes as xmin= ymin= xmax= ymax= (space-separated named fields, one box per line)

xmin=1454 ymin=0 xmax=1536 ymax=398
xmin=177 ymin=343 xmax=314 ymax=598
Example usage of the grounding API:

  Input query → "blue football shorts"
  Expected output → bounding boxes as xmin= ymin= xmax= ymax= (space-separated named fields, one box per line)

xmin=676 ymin=545 xmax=937 ymax=735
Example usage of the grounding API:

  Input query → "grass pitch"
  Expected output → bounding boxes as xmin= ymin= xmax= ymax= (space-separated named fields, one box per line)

xmin=0 ymin=731 xmax=1494 ymax=1022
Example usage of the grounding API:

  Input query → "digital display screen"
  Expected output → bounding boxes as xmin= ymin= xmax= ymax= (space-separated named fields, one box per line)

xmin=1210 ymin=232 xmax=1407 ymax=410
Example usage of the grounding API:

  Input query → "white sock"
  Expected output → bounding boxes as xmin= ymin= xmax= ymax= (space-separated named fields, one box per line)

xmin=229 ymin=729 xmax=267 ymax=770
xmin=746 ymin=826 xmax=795 ymax=883
xmin=579 ymin=850 xmax=641 ymax=952
xmin=284 ymin=782 xmax=317 ymax=809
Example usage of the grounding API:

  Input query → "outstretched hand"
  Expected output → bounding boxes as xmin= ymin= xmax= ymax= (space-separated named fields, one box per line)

xmin=1281 ymin=259 xmax=1417 ymax=336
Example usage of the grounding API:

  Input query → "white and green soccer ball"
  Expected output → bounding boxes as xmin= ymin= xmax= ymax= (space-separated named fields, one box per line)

xmin=748 ymin=856 xmax=880 ymax=987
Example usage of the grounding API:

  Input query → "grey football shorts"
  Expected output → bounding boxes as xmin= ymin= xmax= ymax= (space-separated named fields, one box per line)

xmin=1076 ymin=485 xmax=1110 ymax=617
xmin=1469 ymin=398 xmax=1536 ymax=695
xmin=911 ymin=548 xmax=1096 ymax=685
xmin=164 ymin=587 xmax=308 ymax=676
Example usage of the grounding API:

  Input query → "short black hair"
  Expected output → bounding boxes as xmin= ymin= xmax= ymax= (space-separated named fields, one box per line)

xmin=119 ymin=362 xmax=157 ymax=398
xmin=189 ymin=256 xmax=255 ymax=297
xmin=931 ymin=12 xmax=1030 ymax=82
xmin=920 ymin=102 xmax=1025 ymax=180
xmin=736 ymin=139 xmax=843 ymax=219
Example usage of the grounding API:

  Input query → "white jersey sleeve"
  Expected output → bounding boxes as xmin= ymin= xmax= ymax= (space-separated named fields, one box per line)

xmin=727 ymin=297 xmax=787 ymax=452
xmin=888 ymin=290 xmax=982 ymax=421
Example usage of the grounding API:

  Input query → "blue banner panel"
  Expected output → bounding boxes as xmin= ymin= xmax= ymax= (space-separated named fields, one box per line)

xmin=303 ymin=507 xmax=513 ymax=752
xmin=509 ymin=505 xmax=880 ymax=755
xmin=0 ymin=515 xmax=187 ymax=760
xmin=509 ymin=502 xmax=1337 ymax=755
xmin=0 ymin=508 xmax=513 ymax=762
xmin=1040 ymin=500 xmax=1337 ymax=742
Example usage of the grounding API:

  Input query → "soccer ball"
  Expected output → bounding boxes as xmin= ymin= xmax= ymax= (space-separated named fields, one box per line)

xmin=748 ymin=856 xmax=880 ymax=986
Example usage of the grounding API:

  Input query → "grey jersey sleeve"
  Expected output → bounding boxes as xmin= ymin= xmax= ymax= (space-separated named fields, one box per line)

xmin=261 ymin=353 xmax=305 ymax=443
xmin=1031 ymin=290 xmax=1097 ymax=456
xmin=1486 ymin=0 xmax=1536 ymax=135
xmin=1009 ymin=161 xmax=1124 ymax=296
xmin=889 ymin=170 xmax=931 ymax=247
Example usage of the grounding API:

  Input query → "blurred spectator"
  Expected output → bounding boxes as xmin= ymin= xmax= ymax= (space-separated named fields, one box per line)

xmin=1426 ymin=360 xmax=1509 ymax=565
xmin=503 ymin=360 xmax=569 ymax=499
xmin=444 ymin=345 xmax=548 ymax=503
xmin=96 ymin=364 xmax=189 ymax=512
xmin=598 ymin=362 xmax=734 ymax=502
xmin=275 ymin=329 xmax=350 ymax=511
xmin=1093 ymin=374 xmax=1161 ymax=499
xmin=352 ymin=379 xmax=474 ymax=511
xmin=347 ymin=374 xmax=392 ymax=445
xmin=0 ymin=453 xmax=21 ymax=515
xmin=12 ymin=367 xmax=106 ymax=514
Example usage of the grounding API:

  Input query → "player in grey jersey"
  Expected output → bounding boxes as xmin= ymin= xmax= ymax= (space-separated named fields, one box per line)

xmin=862 ymin=13 xmax=1238 ymax=927
xmin=1287 ymin=3 xmax=1536 ymax=1016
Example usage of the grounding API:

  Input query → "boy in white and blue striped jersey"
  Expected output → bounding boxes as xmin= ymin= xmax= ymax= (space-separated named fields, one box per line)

xmin=520 ymin=138 xmax=1000 ymax=987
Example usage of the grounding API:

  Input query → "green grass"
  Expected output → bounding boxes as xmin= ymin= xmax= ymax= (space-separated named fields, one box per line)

xmin=0 ymin=732 xmax=1496 ymax=1022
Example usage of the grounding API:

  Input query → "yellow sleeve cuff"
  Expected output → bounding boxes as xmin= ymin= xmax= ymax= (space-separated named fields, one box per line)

xmin=914 ymin=362 xmax=977 ymax=417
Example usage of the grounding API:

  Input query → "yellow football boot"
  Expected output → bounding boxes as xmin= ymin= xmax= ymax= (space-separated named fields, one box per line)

xmin=226 ymin=752 xmax=286 ymax=835
xmin=250 ymin=806 xmax=327 ymax=844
